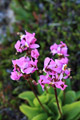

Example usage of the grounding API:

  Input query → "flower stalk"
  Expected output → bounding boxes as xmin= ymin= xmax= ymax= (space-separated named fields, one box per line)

xmin=54 ymin=86 xmax=62 ymax=117
xmin=27 ymin=79 xmax=48 ymax=114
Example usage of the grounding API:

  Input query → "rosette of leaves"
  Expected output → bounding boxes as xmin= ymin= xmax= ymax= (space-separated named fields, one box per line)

xmin=18 ymin=79 xmax=80 ymax=120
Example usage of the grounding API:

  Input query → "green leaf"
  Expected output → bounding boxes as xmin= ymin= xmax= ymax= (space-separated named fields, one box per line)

xmin=33 ymin=94 xmax=49 ymax=107
xmin=47 ymin=117 xmax=54 ymax=120
xmin=58 ymin=90 xmax=63 ymax=101
xmin=43 ymin=104 xmax=53 ymax=115
xmin=47 ymin=87 xmax=54 ymax=94
xmin=47 ymin=94 xmax=55 ymax=103
xmin=18 ymin=91 xmax=35 ymax=106
xmin=53 ymin=102 xmax=62 ymax=120
xmin=73 ymin=113 xmax=80 ymax=120
xmin=76 ymin=91 xmax=80 ymax=100
xmin=64 ymin=91 xmax=76 ymax=104
xmin=19 ymin=104 xmax=42 ymax=120
xmin=32 ymin=113 xmax=48 ymax=120
xmin=63 ymin=101 xmax=80 ymax=120
xmin=48 ymin=99 xmax=62 ymax=120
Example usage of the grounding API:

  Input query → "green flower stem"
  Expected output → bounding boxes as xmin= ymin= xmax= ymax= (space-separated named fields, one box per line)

xmin=54 ymin=86 xmax=62 ymax=117
xmin=45 ymin=87 xmax=48 ymax=93
xmin=63 ymin=90 xmax=65 ymax=102
xmin=27 ymin=80 xmax=48 ymax=114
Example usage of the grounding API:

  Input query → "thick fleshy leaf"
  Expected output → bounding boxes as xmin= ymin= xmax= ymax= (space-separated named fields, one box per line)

xmin=47 ymin=117 xmax=54 ymax=120
xmin=19 ymin=104 xmax=42 ymax=120
xmin=64 ymin=91 xmax=76 ymax=104
xmin=47 ymin=87 xmax=54 ymax=94
xmin=47 ymin=94 xmax=55 ymax=102
xmin=48 ymin=98 xmax=62 ymax=120
xmin=57 ymin=88 xmax=61 ymax=95
xmin=76 ymin=91 xmax=80 ymax=100
xmin=33 ymin=94 xmax=49 ymax=107
xmin=52 ymin=103 xmax=62 ymax=120
xmin=43 ymin=104 xmax=53 ymax=115
xmin=58 ymin=90 xmax=63 ymax=102
xmin=73 ymin=114 xmax=80 ymax=120
xmin=63 ymin=101 xmax=80 ymax=120
xmin=18 ymin=91 xmax=35 ymax=106
xmin=32 ymin=113 xmax=48 ymax=120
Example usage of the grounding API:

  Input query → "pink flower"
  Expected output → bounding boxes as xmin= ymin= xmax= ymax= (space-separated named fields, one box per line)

xmin=50 ymin=41 xmax=69 ymax=57
xmin=39 ymin=41 xmax=70 ymax=91
xmin=38 ymin=73 xmax=67 ymax=90
xmin=43 ymin=57 xmax=55 ymax=75
xmin=12 ymin=57 xmax=29 ymax=72
xmin=11 ymin=56 xmax=38 ymax=79
xmin=50 ymin=43 xmax=58 ymax=55
xmin=30 ymin=44 xmax=40 ymax=49
xmin=23 ymin=59 xmax=38 ymax=74
xmin=59 ymin=57 xmax=68 ymax=64
xmin=44 ymin=57 xmax=51 ymax=68
xmin=55 ymin=81 xmax=67 ymax=90
xmin=31 ymin=49 xmax=39 ymax=59
xmin=38 ymin=75 xmax=51 ymax=90
xmin=24 ymin=31 xmax=36 ymax=44
xmin=11 ymin=31 xmax=40 ymax=81
xmin=11 ymin=31 xmax=70 ymax=91
xmin=15 ymin=31 xmax=40 ymax=53
xmin=43 ymin=57 xmax=62 ymax=75
xmin=63 ymin=69 xmax=70 ymax=79
xmin=15 ymin=40 xmax=22 ymax=53
xmin=16 ymin=57 xmax=29 ymax=70
xmin=10 ymin=71 xmax=22 ymax=80
xmin=38 ymin=75 xmax=46 ymax=90
xmin=21 ymin=31 xmax=40 ymax=49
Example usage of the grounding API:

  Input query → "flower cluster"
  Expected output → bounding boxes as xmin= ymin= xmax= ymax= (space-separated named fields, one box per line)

xmin=15 ymin=31 xmax=39 ymax=53
xmin=38 ymin=42 xmax=70 ymax=90
xmin=10 ymin=31 xmax=39 ymax=80
xmin=10 ymin=30 xmax=70 ymax=91
xmin=50 ymin=41 xmax=69 ymax=57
